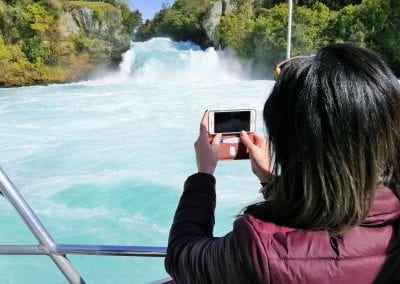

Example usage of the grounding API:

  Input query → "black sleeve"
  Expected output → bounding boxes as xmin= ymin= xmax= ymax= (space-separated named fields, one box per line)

xmin=164 ymin=173 xmax=261 ymax=284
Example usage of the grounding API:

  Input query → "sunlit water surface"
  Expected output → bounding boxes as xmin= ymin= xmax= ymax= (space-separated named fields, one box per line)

xmin=0 ymin=38 xmax=274 ymax=283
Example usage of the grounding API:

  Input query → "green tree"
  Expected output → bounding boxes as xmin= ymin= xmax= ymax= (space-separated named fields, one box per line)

xmin=159 ymin=8 xmax=198 ymax=40
xmin=360 ymin=0 xmax=400 ymax=75
xmin=173 ymin=0 xmax=210 ymax=18
xmin=247 ymin=3 xmax=289 ymax=66
xmin=136 ymin=0 xmax=211 ymax=46
xmin=0 ymin=32 xmax=11 ymax=61
xmin=359 ymin=0 xmax=389 ymax=40
xmin=328 ymin=5 xmax=366 ymax=45
xmin=327 ymin=0 xmax=400 ymax=74
xmin=222 ymin=1 xmax=332 ymax=76
xmin=22 ymin=35 xmax=50 ymax=62
xmin=2 ymin=1 xmax=27 ymax=42
xmin=21 ymin=2 xmax=55 ymax=36
xmin=218 ymin=0 xmax=254 ymax=56
xmin=291 ymin=2 xmax=332 ymax=55
xmin=119 ymin=3 xmax=142 ymax=35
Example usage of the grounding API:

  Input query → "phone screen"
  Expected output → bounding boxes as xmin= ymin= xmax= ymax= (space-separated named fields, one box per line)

xmin=214 ymin=111 xmax=251 ymax=133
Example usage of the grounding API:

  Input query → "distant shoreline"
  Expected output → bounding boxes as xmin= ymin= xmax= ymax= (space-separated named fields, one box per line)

xmin=0 ymin=1 xmax=141 ymax=88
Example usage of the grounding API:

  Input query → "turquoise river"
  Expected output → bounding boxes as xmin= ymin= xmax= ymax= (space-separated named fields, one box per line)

xmin=0 ymin=38 xmax=274 ymax=283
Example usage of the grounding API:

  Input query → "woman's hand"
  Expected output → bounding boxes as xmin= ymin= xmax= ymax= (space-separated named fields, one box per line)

xmin=194 ymin=112 xmax=221 ymax=175
xmin=240 ymin=131 xmax=273 ymax=183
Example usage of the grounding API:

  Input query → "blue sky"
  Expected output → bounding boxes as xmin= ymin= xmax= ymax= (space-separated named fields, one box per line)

xmin=124 ymin=1 xmax=174 ymax=20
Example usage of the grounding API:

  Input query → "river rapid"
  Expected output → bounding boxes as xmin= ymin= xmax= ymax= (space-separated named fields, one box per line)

xmin=0 ymin=38 xmax=274 ymax=283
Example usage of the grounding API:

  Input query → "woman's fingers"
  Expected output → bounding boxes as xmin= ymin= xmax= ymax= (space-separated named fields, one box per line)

xmin=240 ymin=131 xmax=273 ymax=183
xmin=195 ymin=111 xmax=219 ymax=175
xmin=198 ymin=112 xmax=209 ymax=141
xmin=240 ymin=131 xmax=255 ymax=150
xmin=200 ymin=111 xmax=208 ymax=131
xmin=252 ymin=132 xmax=265 ymax=145
xmin=241 ymin=131 xmax=267 ymax=154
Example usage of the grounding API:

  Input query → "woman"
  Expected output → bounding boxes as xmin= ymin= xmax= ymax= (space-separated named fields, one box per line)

xmin=165 ymin=44 xmax=400 ymax=283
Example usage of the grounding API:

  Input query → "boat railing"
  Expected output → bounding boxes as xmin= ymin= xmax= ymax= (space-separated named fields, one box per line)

xmin=0 ymin=167 xmax=167 ymax=284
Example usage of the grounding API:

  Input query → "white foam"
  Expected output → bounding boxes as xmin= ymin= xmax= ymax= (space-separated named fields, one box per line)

xmin=113 ymin=37 xmax=250 ymax=83
xmin=0 ymin=37 xmax=275 ymax=283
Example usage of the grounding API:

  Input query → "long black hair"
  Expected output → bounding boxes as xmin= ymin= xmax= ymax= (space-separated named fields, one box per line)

xmin=246 ymin=44 xmax=400 ymax=235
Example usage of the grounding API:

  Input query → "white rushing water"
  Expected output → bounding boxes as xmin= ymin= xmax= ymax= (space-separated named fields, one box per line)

xmin=0 ymin=38 xmax=274 ymax=283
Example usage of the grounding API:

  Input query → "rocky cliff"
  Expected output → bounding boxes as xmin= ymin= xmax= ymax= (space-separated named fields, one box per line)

xmin=59 ymin=2 xmax=132 ymax=81
xmin=202 ymin=0 xmax=236 ymax=47
xmin=0 ymin=0 xmax=138 ymax=86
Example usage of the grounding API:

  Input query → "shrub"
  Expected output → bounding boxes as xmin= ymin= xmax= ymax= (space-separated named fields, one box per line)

xmin=22 ymin=36 xmax=50 ymax=62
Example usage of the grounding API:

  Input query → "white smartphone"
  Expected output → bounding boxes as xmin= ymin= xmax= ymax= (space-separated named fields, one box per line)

xmin=208 ymin=109 xmax=256 ymax=135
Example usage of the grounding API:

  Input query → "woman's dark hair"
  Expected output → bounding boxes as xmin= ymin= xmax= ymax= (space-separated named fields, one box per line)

xmin=246 ymin=44 xmax=400 ymax=235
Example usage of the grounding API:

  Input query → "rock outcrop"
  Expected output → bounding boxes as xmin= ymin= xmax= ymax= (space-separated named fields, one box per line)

xmin=202 ymin=0 xmax=236 ymax=47
xmin=59 ymin=4 xmax=131 ymax=80
xmin=61 ymin=6 xmax=130 ymax=55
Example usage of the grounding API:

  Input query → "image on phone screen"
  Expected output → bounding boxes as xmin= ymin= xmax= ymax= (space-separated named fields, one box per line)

xmin=214 ymin=111 xmax=251 ymax=133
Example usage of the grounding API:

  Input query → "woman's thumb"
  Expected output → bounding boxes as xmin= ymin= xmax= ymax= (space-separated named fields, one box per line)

xmin=240 ymin=131 xmax=253 ymax=149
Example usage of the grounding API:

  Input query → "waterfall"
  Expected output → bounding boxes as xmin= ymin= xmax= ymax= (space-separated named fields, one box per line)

xmin=117 ymin=37 xmax=249 ymax=82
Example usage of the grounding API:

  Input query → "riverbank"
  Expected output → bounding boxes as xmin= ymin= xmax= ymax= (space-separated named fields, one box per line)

xmin=0 ymin=0 xmax=141 ymax=87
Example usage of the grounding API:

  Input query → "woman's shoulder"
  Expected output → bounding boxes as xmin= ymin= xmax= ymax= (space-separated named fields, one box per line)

xmin=235 ymin=214 xmax=297 ymax=235
xmin=233 ymin=212 xmax=395 ymax=260
xmin=232 ymin=214 xmax=307 ymax=260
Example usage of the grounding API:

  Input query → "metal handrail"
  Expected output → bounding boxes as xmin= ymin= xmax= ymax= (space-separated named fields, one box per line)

xmin=0 ymin=167 xmax=167 ymax=283
xmin=56 ymin=244 xmax=167 ymax=257
xmin=0 ymin=244 xmax=167 ymax=257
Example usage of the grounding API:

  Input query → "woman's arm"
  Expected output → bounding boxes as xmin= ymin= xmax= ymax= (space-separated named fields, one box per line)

xmin=165 ymin=173 xmax=262 ymax=284
xmin=165 ymin=112 xmax=270 ymax=283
